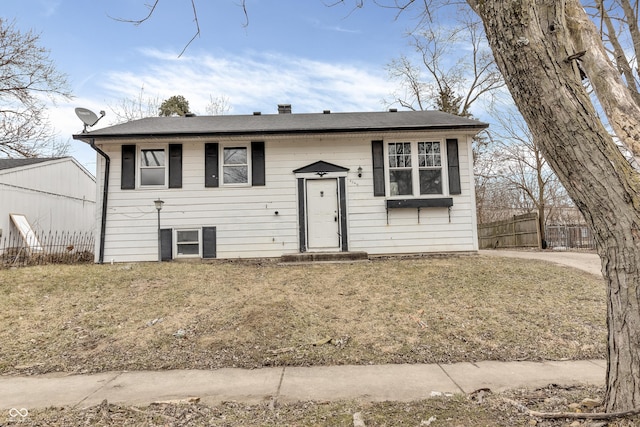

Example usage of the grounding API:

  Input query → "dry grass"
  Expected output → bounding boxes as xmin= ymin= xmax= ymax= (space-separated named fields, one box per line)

xmin=21 ymin=385 xmax=640 ymax=426
xmin=0 ymin=255 xmax=606 ymax=375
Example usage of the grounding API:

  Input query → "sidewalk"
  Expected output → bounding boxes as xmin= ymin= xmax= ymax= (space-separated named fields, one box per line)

xmin=0 ymin=360 xmax=606 ymax=410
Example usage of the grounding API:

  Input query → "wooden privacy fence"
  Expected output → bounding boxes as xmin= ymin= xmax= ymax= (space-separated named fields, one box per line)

xmin=0 ymin=230 xmax=94 ymax=267
xmin=478 ymin=213 xmax=541 ymax=249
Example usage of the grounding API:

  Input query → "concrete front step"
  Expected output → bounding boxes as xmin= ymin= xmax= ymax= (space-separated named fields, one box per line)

xmin=281 ymin=251 xmax=369 ymax=263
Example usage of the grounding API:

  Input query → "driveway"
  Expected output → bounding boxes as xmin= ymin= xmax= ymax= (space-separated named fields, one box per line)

xmin=479 ymin=249 xmax=602 ymax=277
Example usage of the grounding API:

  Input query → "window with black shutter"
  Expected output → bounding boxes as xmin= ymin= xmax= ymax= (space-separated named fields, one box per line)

xmin=121 ymin=145 xmax=136 ymax=190
xmin=160 ymin=228 xmax=172 ymax=261
xmin=371 ymin=140 xmax=385 ymax=197
xmin=205 ymin=143 xmax=219 ymax=187
xmin=168 ymin=144 xmax=183 ymax=188
xmin=202 ymin=227 xmax=217 ymax=259
xmin=205 ymin=142 xmax=266 ymax=188
xmin=447 ymin=139 xmax=461 ymax=195
xmin=251 ymin=141 xmax=265 ymax=186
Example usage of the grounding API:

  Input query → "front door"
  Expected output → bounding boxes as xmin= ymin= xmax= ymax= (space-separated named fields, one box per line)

xmin=306 ymin=179 xmax=340 ymax=251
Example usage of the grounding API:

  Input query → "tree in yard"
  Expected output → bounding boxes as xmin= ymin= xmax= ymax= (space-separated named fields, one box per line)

xmin=378 ymin=0 xmax=640 ymax=410
xmin=464 ymin=0 xmax=640 ymax=412
xmin=0 ymin=18 xmax=72 ymax=157
xmin=109 ymin=85 xmax=161 ymax=124
xmin=205 ymin=94 xmax=232 ymax=115
xmin=159 ymin=95 xmax=190 ymax=116
xmin=385 ymin=10 xmax=498 ymax=173
xmin=488 ymin=108 xmax=571 ymax=246
xmin=385 ymin=9 xmax=504 ymax=116
xmin=111 ymin=89 xmax=231 ymax=123
xmin=123 ymin=0 xmax=640 ymax=412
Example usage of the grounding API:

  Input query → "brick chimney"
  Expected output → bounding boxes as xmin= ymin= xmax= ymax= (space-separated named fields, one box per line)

xmin=278 ymin=104 xmax=292 ymax=114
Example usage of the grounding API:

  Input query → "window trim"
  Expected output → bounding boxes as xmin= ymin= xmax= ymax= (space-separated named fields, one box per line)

xmin=417 ymin=141 xmax=443 ymax=195
xmin=138 ymin=145 xmax=168 ymax=188
xmin=173 ymin=228 xmax=202 ymax=258
xmin=388 ymin=142 xmax=414 ymax=197
xmin=221 ymin=143 xmax=251 ymax=186
xmin=384 ymin=140 xmax=448 ymax=198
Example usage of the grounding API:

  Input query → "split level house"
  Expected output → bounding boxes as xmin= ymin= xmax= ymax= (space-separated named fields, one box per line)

xmin=73 ymin=106 xmax=488 ymax=263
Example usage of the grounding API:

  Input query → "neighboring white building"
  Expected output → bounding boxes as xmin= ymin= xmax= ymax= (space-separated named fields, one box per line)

xmin=0 ymin=157 xmax=96 ymax=240
xmin=74 ymin=107 xmax=487 ymax=263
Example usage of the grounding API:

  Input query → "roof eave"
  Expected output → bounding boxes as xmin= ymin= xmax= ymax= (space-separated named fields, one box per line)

xmin=72 ymin=123 xmax=489 ymax=142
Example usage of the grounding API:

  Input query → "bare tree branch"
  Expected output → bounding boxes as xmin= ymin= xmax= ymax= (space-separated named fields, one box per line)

xmin=109 ymin=0 xmax=160 ymax=26
xmin=0 ymin=18 xmax=72 ymax=157
xmin=178 ymin=0 xmax=201 ymax=57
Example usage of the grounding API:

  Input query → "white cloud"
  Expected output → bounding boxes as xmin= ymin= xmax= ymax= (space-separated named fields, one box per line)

xmin=308 ymin=18 xmax=361 ymax=34
xmin=100 ymin=48 xmax=392 ymax=115
xmin=50 ymin=48 xmax=395 ymax=174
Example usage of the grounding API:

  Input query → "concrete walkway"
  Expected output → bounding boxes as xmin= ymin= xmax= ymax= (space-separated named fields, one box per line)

xmin=479 ymin=249 xmax=602 ymax=276
xmin=0 ymin=360 xmax=606 ymax=410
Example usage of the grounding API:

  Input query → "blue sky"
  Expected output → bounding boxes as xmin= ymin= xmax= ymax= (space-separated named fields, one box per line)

xmin=3 ymin=1 xmax=438 ymax=173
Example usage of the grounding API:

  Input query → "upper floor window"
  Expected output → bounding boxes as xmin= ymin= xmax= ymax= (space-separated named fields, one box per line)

xmin=388 ymin=142 xmax=413 ymax=196
xmin=418 ymin=141 xmax=442 ymax=194
xmin=223 ymin=147 xmax=248 ymax=184
xmin=387 ymin=141 xmax=443 ymax=197
xmin=140 ymin=148 xmax=166 ymax=186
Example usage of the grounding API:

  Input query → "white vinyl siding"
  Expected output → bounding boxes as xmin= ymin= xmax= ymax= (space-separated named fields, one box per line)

xmin=96 ymin=133 xmax=477 ymax=262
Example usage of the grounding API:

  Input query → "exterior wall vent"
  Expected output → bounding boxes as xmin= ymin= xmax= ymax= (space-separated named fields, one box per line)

xmin=253 ymin=112 xmax=262 ymax=115
xmin=323 ymin=110 xmax=331 ymax=114
xmin=277 ymin=104 xmax=292 ymax=114
xmin=389 ymin=108 xmax=398 ymax=112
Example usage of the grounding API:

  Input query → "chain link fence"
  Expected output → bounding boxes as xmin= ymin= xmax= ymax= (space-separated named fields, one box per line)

xmin=544 ymin=225 xmax=595 ymax=250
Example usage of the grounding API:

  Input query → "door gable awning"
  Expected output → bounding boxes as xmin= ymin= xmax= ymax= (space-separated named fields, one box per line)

xmin=293 ymin=160 xmax=349 ymax=175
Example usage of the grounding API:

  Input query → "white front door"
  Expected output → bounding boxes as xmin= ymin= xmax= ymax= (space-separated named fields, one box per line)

xmin=306 ymin=179 xmax=340 ymax=251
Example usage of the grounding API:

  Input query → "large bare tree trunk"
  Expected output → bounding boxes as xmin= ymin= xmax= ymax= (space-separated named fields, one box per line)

xmin=468 ymin=0 xmax=640 ymax=412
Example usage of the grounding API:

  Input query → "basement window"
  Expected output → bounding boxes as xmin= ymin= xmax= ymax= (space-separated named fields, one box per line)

xmin=175 ymin=229 xmax=201 ymax=257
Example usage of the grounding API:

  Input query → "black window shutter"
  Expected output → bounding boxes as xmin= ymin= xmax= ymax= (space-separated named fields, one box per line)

xmin=447 ymin=139 xmax=461 ymax=195
xmin=160 ymin=228 xmax=172 ymax=261
xmin=371 ymin=140 xmax=385 ymax=196
xmin=251 ymin=141 xmax=265 ymax=186
xmin=121 ymin=145 xmax=136 ymax=190
xmin=168 ymin=144 xmax=182 ymax=188
xmin=205 ymin=143 xmax=219 ymax=187
xmin=202 ymin=227 xmax=217 ymax=259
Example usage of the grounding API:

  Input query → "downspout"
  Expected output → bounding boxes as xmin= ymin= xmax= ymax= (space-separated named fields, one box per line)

xmin=88 ymin=138 xmax=110 ymax=264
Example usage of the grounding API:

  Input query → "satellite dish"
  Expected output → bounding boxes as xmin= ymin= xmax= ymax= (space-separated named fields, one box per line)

xmin=75 ymin=107 xmax=105 ymax=132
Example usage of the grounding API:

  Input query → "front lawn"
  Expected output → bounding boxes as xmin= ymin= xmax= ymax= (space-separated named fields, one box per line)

xmin=0 ymin=255 xmax=606 ymax=375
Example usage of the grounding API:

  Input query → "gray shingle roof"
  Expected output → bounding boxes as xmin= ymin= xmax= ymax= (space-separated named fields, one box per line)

xmin=73 ymin=110 xmax=488 ymax=141
xmin=0 ymin=158 xmax=62 ymax=171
